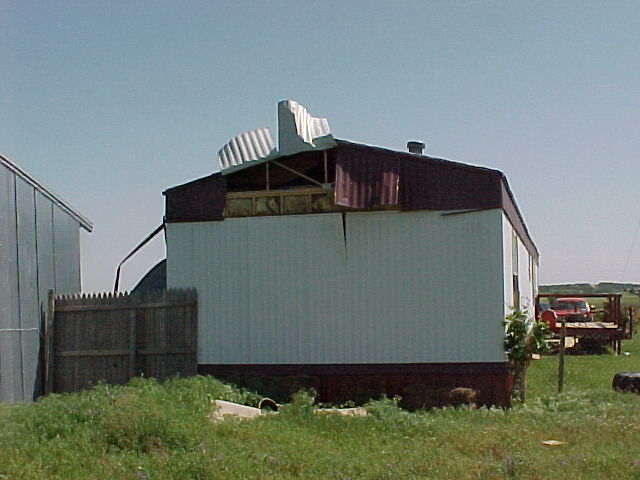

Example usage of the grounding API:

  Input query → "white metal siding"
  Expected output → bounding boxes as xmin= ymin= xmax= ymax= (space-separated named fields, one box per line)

xmin=168 ymin=209 xmax=506 ymax=365
xmin=518 ymin=234 xmax=535 ymax=315
xmin=346 ymin=211 xmax=505 ymax=364
xmin=502 ymin=213 xmax=536 ymax=321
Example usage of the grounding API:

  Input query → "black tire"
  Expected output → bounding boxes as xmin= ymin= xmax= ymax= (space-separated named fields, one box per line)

xmin=612 ymin=372 xmax=640 ymax=393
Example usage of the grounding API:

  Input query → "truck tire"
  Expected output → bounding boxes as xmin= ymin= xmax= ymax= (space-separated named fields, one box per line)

xmin=612 ymin=372 xmax=640 ymax=393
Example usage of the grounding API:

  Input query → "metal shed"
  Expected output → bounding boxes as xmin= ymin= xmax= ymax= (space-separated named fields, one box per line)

xmin=0 ymin=154 xmax=92 ymax=402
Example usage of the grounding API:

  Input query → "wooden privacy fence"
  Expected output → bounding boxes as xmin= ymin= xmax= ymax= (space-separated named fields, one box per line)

xmin=44 ymin=289 xmax=197 ymax=394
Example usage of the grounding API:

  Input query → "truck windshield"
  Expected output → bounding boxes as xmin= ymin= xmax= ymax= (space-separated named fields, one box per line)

xmin=555 ymin=301 xmax=587 ymax=310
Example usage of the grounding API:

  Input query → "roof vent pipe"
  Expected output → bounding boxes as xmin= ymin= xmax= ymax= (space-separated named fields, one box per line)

xmin=407 ymin=141 xmax=425 ymax=154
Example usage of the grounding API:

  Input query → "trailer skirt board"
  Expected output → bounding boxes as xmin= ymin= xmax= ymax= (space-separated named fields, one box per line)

xmin=199 ymin=362 xmax=513 ymax=407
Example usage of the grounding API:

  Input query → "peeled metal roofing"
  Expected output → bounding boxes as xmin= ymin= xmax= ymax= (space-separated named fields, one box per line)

xmin=277 ymin=100 xmax=336 ymax=155
xmin=217 ymin=127 xmax=277 ymax=172
xmin=0 ymin=153 xmax=93 ymax=232
xmin=218 ymin=100 xmax=336 ymax=175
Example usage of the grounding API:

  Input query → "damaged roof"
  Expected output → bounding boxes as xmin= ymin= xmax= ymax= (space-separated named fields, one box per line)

xmin=164 ymin=139 xmax=538 ymax=259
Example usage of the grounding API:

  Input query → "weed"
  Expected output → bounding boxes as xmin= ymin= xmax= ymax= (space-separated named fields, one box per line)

xmin=2 ymin=342 xmax=640 ymax=479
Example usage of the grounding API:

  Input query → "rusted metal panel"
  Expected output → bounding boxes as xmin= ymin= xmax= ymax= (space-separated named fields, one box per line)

xmin=334 ymin=144 xmax=399 ymax=208
xmin=334 ymin=140 xmax=502 ymax=212
xmin=335 ymin=141 xmax=537 ymax=260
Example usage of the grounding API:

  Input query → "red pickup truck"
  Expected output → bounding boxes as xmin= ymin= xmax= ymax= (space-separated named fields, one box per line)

xmin=552 ymin=297 xmax=593 ymax=322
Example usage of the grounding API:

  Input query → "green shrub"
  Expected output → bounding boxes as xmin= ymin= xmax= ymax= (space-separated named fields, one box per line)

xmin=504 ymin=308 xmax=551 ymax=402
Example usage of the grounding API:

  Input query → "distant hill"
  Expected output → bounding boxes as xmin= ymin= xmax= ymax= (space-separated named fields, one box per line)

xmin=539 ymin=283 xmax=640 ymax=294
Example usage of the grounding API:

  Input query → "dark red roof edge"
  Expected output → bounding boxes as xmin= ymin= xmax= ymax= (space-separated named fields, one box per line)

xmin=335 ymin=139 xmax=503 ymax=176
xmin=162 ymin=140 xmax=538 ymax=260
xmin=163 ymin=172 xmax=220 ymax=195
xmin=499 ymin=174 xmax=539 ymax=260
xmin=335 ymin=140 xmax=538 ymax=260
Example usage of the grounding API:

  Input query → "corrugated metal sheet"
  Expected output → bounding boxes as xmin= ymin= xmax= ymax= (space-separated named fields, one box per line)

xmin=217 ymin=127 xmax=276 ymax=172
xmin=0 ymin=158 xmax=87 ymax=402
xmin=35 ymin=192 xmax=56 ymax=311
xmin=334 ymin=144 xmax=399 ymax=207
xmin=0 ymin=153 xmax=92 ymax=232
xmin=167 ymin=209 xmax=506 ymax=365
xmin=0 ymin=166 xmax=22 ymax=402
xmin=15 ymin=178 xmax=40 ymax=401
xmin=53 ymin=204 xmax=81 ymax=294
xmin=278 ymin=100 xmax=336 ymax=156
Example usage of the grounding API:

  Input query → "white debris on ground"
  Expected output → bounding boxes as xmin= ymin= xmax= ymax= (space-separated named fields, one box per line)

xmin=315 ymin=407 xmax=367 ymax=417
xmin=210 ymin=399 xmax=367 ymax=422
xmin=211 ymin=400 xmax=265 ymax=422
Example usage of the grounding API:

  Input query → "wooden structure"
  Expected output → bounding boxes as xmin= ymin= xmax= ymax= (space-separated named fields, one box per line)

xmin=44 ymin=289 xmax=197 ymax=394
xmin=536 ymin=293 xmax=629 ymax=354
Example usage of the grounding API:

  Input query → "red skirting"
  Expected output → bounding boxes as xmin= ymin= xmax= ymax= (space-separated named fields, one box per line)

xmin=198 ymin=362 xmax=513 ymax=407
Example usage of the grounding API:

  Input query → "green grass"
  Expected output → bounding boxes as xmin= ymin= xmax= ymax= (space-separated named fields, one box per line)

xmin=578 ymin=292 xmax=640 ymax=311
xmin=3 ymin=342 xmax=640 ymax=479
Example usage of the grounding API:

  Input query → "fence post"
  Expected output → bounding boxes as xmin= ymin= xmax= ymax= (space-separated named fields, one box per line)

xmin=557 ymin=317 xmax=566 ymax=394
xmin=44 ymin=289 xmax=55 ymax=395
xmin=128 ymin=309 xmax=137 ymax=379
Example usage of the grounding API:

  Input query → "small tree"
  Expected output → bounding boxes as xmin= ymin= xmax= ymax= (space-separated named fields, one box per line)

xmin=504 ymin=309 xmax=551 ymax=402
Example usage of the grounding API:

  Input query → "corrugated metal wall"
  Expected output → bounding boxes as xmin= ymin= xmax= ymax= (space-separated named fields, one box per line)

xmin=0 ymin=166 xmax=21 ymax=402
xmin=0 ymin=163 xmax=82 ymax=403
xmin=167 ymin=209 xmax=507 ymax=365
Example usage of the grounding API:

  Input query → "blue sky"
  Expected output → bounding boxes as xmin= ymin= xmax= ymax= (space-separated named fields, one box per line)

xmin=2 ymin=1 xmax=639 ymax=292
